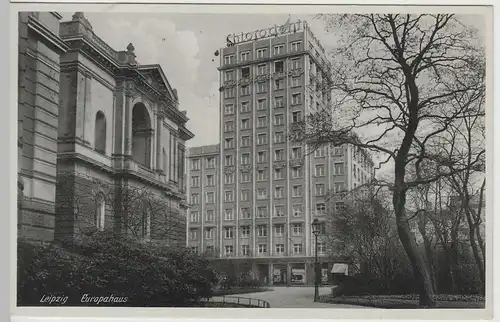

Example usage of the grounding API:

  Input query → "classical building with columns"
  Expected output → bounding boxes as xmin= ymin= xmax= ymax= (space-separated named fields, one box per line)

xmin=18 ymin=12 xmax=193 ymax=244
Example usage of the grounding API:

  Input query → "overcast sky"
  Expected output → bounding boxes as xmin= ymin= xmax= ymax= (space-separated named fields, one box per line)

xmin=60 ymin=12 xmax=485 ymax=169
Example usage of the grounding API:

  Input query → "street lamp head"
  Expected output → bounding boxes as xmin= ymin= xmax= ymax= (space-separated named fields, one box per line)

xmin=312 ymin=218 xmax=321 ymax=236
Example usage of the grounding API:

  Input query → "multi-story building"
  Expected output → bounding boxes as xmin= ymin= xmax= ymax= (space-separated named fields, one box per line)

xmin=186 ymin=20 xmax=374 ymax=285
xmin=18 ymin=12 xmax=194 ymax=245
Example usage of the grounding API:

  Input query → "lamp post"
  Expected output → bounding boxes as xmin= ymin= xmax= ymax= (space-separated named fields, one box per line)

xmin=312 ymin=218 xmax=321 ymax=302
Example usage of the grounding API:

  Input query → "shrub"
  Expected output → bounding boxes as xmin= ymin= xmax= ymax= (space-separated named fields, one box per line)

xmin=17 ymin=232 xmax=218 ymax=306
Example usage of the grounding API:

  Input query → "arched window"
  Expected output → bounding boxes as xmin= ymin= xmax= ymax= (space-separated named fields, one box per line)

xmin=96 ymin=194 xmax=105 ymax=231
xmin=141 ymin=209 xmax=151 ymax=240
xmin=95 ymin=111 xmax=106 ymax=154
xmin=132 ymin=103 xmax=152 ymax=167
xmin=162 ymin=148 xmax=167 ymax=174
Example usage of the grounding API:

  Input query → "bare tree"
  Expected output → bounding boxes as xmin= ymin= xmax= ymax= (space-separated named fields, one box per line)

xmin=291 ymin=14 xmax=485 ymax=306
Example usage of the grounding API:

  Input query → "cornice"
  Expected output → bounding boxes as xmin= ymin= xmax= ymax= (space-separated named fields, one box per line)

xmin=27 ymin=16 xmax=69 ymax=54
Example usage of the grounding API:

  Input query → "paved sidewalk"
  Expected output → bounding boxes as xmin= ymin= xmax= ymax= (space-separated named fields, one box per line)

xmin=211 ymin=286 xmax=368 ymax=308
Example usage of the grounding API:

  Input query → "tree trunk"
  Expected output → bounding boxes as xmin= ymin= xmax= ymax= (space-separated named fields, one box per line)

xmin=393 ymin=191 xmax=436 ymax=307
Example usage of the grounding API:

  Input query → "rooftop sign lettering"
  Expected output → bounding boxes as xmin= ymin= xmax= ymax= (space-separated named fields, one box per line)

xmin=226 ymin=20 xmax=308 ymax=47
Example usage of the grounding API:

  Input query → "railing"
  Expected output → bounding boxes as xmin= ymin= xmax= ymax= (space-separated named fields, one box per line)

xmin=206 ymin=295 xmax=271 ymax=308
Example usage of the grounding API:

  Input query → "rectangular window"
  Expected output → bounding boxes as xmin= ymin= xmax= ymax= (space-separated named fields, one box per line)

xmin=257 ymin=133 xmax=267 ymax=145
xmin=206 ymin=174 xmax=215 ymax=186
xmin=274 ymin=149 xmax=284 ymax=161
xmin=241 ymin=225 xmax=251 ymax=238
xmin=190 ymin=211 xmax=199 ymax=223
xmin=206 ymin=157 xmax=215 ymax=169
xmin=224 ymin=54 xmax=235 ymax=65
xmin=273 ymin=45 xmax=284 ymax=56
xmin=258 ymin=244 xmax=267 ymax=255
xmin=241 ymin=172 xmax=251 ymax=183
xmin=257 ymin=151 xmax=267 ymax=163
xmin=206 ymin=192 xmax=215 ymax=204
xmin=274 ymin=131 xmax=284 ymax=144
xmin=241 ymin=189 xmax=250 ymax=201
xmin=275 ymin=224 xmax=285 ymax=236
xmin=293 ymin=243 xmax=303 ymax=254
xmin=274 ymin=78 xmax=284 ymax=90
xmin=274 ymin=205 xmax=285 ymax=217
xmin=224 ymin=172 xmax=234 ymax=184
xmin=257 ymin=169 xmax=267 ymax=181
xmin=292 ymin=147 xmax=302 ymax=159
xmin=241 ymin=101 xmax=250 ymax=113
xmin=257 ymin=225 xmax=268 ymax=237
xmin=274 ymin=61 xmax=284 ymax=72
xmin=241 ymin=136 xmax=251 ymax=147
xmin=191 ymin=159 xmax=200 ymax=171
xmin=224 ymin=209 xmax=234 ymax=220
xmin=257 ymin=81 xmax=267 ymax=93
xmin=241 ymin=67 xmax=250 ymax=78
xmin=240 ymin=153 xmax=250 ymax=165
xmin=224 ymin=70 xmax=234 ymax=81
xmin=353 ymin=164 xmax=357 ymax=178
xmin=242 ymin=245 xmax=250 ymax=256
xmin=292 ymin=93 xmax=302 ymax=105
xmin=292 ymin=223 xmax=303 ymax=236
xmin=315 ymin=164 xmax=325 ymax=177
xmin=315 ymin=146 xmax=326 ymax=157
xmin=206 ymin=210 xmax=214 ymax=222
xmin=335 ymin=182 xmax=346 ymax=193
xmin=290 ymin=41 xmax=302 ymax=52
xmin=224 ymin=190 xmax=234 ymax=202
xmin=274 ymin=96 xmax=284 ymax=108
xmin=191 ymin=193 xmax=199 ymax=205
xmin=224 ymin=245 xmax=234 ymax=256
xmin=224 ymin=138 xmax=234 ymax=149
xmin=205 ymin=228 xmax=214 ymax=239
xmin=257 ymin=116 xmax=267 ymax=128
xmin=292 ymin=204 xmax=302 ymax=217
xmin=240 ymin=84 xmax=250 ymax=96
xmin=224 ymin=87 xmax=235 ymax=99
xmin=291 ymin=76 xmax=300 ymax=87
xmin=257 ymin=206 xmax=268 ymax=218
xmin=335 ymin=202 xmax=345 ymax=212
xmin=240 ymin=51 xmax=250 ymax=62
xmin=290 ymin=58 xmax=301 ymax=70
xmin=318 ymin=243 xmax=326 ymax=255
xmin=274 ymin=168 xmax=284 ymax=180
xmin=225 ymin=154 xmax=234 ymax=166
xmin=241 ymin=118 xmax=250 ymax=130
xmin=257 ymin=64 xmax=267 ymax=75
xmin=292 ymin=185 xmax=302 ymax=197
xmin=316 ymin=203 xmax=326 ymax=216
xmin=256 ymin=48 xmax=267 ymax=58
xmin=275 ymin=244 xmax=285 ymax=255
xmin=257 ymin=99 xmax=266 ymax=110
xmin=292 ymin=111 xmax=302 ymax=124
xmin=316 ymin=184 xmax=325 ymax=196
xmin=224 ymin=104 xmax=234 ymax=115
xmin=189 ymin=228 xmax=198 ymax=240
xmin=274 ymin=187 xmax=284 ymax=199
xmin=224 ymin=121 xmax=234 ymax=132
xmin=191 ymin=176 xmax=200 ymax=187
xmin=334 ymin=147 xmax=344 ymax=156
xmin=240 ymin=207 xmax=251 ymax=219
xmin=274 ymin=113 xmax=284 ymax=125
xmin=257 ymin=188 xmax=267 ymax=200
xmin=292 ymin=166 xmax=302 ymax=178
xmin=334 ymin=163 xmax=344 ymax=175
xmin=224 ymin=227 xmax=234 ymax=239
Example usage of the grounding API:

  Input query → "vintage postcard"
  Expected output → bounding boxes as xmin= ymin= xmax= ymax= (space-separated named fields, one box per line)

xmin=10 ymin=1 xmax=494 ymax=320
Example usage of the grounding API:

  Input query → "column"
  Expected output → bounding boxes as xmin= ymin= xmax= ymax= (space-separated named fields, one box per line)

xmin=151 ymin=114 xmax=157 ymax=170
xmin=268 ymin=262 xmax=274 ymax=286
xmin=156 ymin=116 xmax=162 ymax=172
xmin=124 ymin=90 xmax=133 ymax=156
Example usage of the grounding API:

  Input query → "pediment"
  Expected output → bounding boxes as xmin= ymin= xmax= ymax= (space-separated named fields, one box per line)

xmin=137 ymin=64 xmax=178 ymax=104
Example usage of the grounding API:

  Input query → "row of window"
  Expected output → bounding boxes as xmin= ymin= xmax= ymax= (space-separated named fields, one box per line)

xmin=190 ymin=222 xmax=325 ymax=240
xmin=191 ymin=157 xmax=216 ymax=171
xmin=224 ymin=112 xmax=302 ymax=132
xmin=224 ymin=60 xmax=303 ymax=81
xmin=191 ymin=242 xmax=326 ymax=257
xmin=189 ymin=202 xmax=342 ymax=223
xmin=223 ymin=41 xmax=303 ymax=66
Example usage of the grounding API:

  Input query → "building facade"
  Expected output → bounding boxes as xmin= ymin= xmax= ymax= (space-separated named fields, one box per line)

xmin=186 ymin=20 xmax=374 ymax=285
xmin=18 ymin=12 xmax=194 ymax=245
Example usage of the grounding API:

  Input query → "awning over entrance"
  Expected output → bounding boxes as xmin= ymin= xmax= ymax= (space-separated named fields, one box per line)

xmin=331 ymin=263 xmax=349 ymax=275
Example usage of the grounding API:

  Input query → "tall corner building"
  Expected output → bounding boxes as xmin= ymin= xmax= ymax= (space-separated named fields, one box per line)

xmin=186 ymin=20 xmax=374 ymax=285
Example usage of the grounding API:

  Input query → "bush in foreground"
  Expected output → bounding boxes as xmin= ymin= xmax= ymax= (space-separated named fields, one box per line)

xmin=17 ymin=231 xmax=218 ymax=306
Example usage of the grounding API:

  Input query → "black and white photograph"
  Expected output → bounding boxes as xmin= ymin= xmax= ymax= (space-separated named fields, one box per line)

xmin=13 ymin=2 xmax=493 ymax=317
